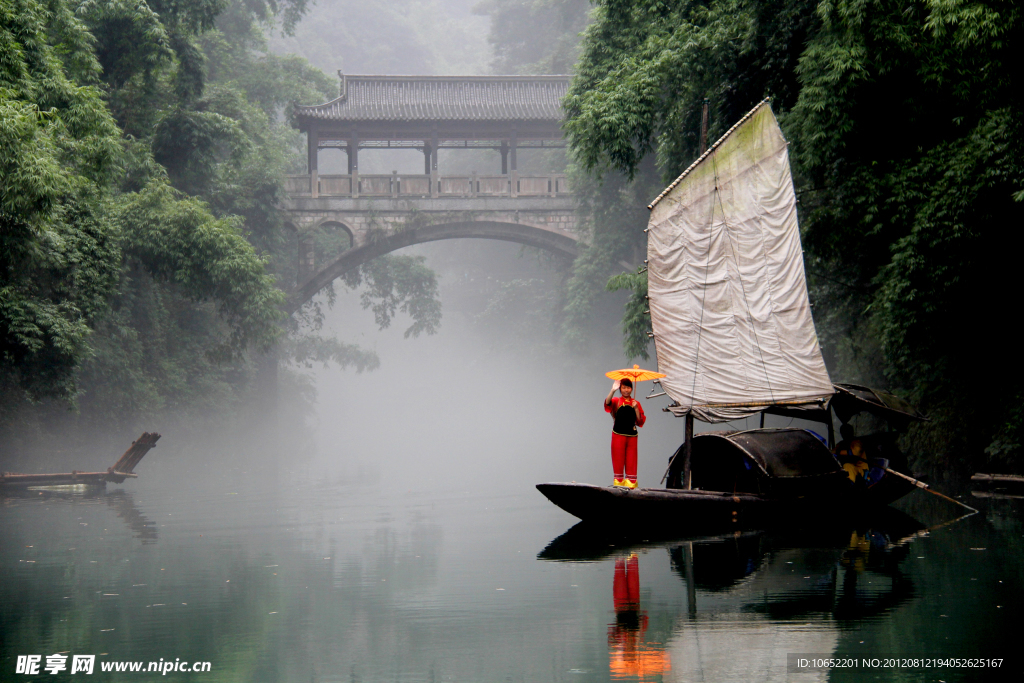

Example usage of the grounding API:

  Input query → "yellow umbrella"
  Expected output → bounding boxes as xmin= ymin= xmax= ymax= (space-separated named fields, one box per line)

xmin=605 ymin=364 xmax=665 ymax=383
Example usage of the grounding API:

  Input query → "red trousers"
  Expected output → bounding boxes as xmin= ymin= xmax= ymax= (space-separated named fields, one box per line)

xmin=612 ymin=554 xmax=640 ymax=611
xmin=611 ymin=433 xmax=638 ymax=483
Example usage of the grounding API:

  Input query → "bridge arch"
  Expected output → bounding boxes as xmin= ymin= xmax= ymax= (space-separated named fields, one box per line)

xmin=313 ymin=219 xmax=355 ymax=239
xmin=285 ymin=220 xmax=578 ymax=314
xmin=311 ymin=220 xmax=355 ymax=253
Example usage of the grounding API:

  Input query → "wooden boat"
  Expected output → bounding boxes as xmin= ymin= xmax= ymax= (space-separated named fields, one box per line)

xmin=538 ymin=425 xmax=918 ymax=528
xmin=539 ymin=100 xmax=927 ymax=526
xmin=0 ymin=433 xmax=159 ymax=490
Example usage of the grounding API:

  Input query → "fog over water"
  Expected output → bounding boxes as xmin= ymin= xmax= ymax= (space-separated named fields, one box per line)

xmin=300 ymin=240 xmax=690 ymax=493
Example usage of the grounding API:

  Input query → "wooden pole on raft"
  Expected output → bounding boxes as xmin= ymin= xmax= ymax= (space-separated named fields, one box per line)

xmin=684 ymin=412 xmax=694 ymax=490
xmin=885 ymin=467 xmax=978 ymax=513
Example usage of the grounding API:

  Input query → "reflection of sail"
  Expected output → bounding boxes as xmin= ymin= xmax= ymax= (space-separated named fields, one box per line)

xmin=666 ymin=620 xmax=834 ymax=682
xmin=661 ymin=522 xmax=919 ymax=681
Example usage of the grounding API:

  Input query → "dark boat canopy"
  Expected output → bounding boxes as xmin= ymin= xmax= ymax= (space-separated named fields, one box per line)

xmin=830 ymin=383 xmax=928 ymax=427
xmin=758 ymin=384 xmax=927 ymax=430
xmin=704 ymin=429 xmax=840 ymax=479
xmin=667 ymin=428 xmax=847 ymax=492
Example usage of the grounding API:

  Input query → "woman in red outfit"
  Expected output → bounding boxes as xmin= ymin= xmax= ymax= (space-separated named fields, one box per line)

xmin=604 ymin=379 xmax=646 ymax=488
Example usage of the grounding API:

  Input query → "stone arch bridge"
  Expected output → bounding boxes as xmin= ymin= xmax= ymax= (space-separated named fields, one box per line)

xmin=281 ymin=74 xmax=590 ymax=314
xmin=283 ymin=192 xmax=578 ymax=314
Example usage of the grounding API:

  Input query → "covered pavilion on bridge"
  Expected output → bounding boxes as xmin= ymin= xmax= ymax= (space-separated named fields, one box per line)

xmin=291 ymin=73 xmax=571 ymax=199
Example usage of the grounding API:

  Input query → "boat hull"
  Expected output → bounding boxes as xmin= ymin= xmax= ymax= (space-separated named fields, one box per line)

xmin=536 ymin=481 xmax=912 ymax=530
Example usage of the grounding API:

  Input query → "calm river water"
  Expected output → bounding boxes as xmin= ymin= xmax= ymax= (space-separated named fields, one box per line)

xmin=3 ymin=269 xmax=1023 ymax=682
xmin=2 ymin=466 xmax=1021 ymax=682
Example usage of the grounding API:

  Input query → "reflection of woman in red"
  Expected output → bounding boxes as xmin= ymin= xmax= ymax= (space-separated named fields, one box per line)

xmin=607 ymin=554 xmax=670 ymax=680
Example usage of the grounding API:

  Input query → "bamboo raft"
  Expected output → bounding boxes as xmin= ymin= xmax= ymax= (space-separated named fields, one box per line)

xmin=0 ymin=433 xmax=160 ymax=488
xmin=971 ymin=473 xmax=1024 ymax=486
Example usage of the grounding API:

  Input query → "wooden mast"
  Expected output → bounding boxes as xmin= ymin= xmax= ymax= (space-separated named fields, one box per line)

xmin=682 ymin=99 xmax=711 ymax=492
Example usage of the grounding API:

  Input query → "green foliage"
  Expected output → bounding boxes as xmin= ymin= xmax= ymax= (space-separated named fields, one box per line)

xmin=606 ymin=270 xmax=650 ymax=361
xmin=115 ymin=180 xmax=284 ymax=356
xmin=0 ymin=0 xmax=325 ymax=432
xmin=563 ymin=0 xmax=1024 ymax=472
xmin=564 ymin=0 xmax=817 ymax=180
xmin=287 ymin=333 xmax=380 ymax=372
xmin=1 ymin=0 xmax=124 ymax=401
xmin=341 ymin=256 xmax=442 ymax=339
xmin=560 ymin=161 xmax=658 ymax=353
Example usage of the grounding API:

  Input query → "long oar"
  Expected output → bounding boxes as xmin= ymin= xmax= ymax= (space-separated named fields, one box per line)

xmin=885 ymin=467 xmax=978 ymax=513
xmin=890 ymin=510 xmax=978 ymax=549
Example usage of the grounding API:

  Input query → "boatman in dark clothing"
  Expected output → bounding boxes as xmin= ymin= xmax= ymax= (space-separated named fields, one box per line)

xmin=605 ymin=379 xmax=647 ymax=489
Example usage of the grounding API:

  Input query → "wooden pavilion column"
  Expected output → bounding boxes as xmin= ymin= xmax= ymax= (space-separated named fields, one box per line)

xmin=430 ymin=130 xmax=439 ymax=198
xmin=348 ymin=134 xmax=359 ymax=198
xmin=509 ymin=128 xmax=518 ymax=171
xmin=509 ymin=127 xmax=518 ymax=198
xmin=347 ymin=137 xmax=359 ymax=173
xmin=500 ymin=141 xmax=508 ymax=174
xmin=306 ymin=125 xmax=318 ymax=198
xmin=423 ymin=143 xmax=432 ymax=175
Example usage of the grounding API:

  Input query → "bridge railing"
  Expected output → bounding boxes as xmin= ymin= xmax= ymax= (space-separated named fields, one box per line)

xmin=285 ymin=172 xmax=570 ymax=199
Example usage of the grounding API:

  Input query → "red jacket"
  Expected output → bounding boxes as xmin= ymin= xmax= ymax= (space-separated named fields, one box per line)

xmin=605 ymin=396 xmax=646 ymax=434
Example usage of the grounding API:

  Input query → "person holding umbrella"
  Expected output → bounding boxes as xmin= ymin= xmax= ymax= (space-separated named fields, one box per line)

xmin=604 ymin=365 xmax=663 ymax=489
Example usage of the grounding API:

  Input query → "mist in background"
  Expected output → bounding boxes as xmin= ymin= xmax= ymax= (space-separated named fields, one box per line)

xmin=0 ymin=0 xmax=779 ymax=489
xmin=292 ymin=238 xmax=694 ymax=494
xmin=264 ymin=0 xmax=664 ymax=489
xmin=269 ymin=0 xmax=489 ymax=76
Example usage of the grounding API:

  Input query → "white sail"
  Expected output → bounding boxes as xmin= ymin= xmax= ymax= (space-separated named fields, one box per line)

xmin=646 ymin=100 xmax=832 ymax=422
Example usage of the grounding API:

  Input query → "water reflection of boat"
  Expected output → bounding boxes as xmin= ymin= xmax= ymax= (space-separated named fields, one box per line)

xmin=664 ymin=527 xmax=917 ymax=681
xmin=538 ymin=505 xmax=925 ymax=564
xmin=669 ymin=527 xmax=916 ymax=621
xmin=539 ymin=101 xmax=927 ymax=528
xmin=542 ymin=511 xmax=923 ymax=682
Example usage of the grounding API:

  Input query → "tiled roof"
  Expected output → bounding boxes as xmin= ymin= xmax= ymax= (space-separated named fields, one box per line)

xmin=295 ymin=74 xmax=571 ymax=122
